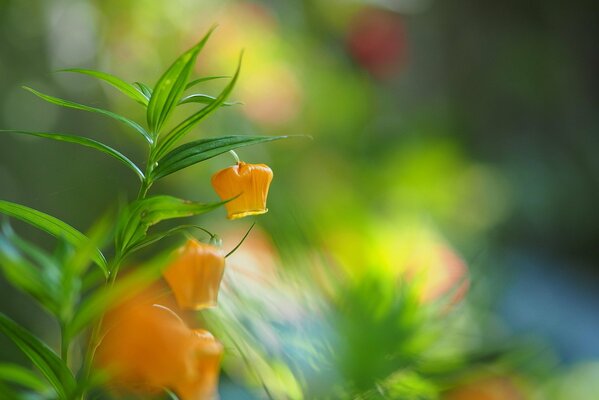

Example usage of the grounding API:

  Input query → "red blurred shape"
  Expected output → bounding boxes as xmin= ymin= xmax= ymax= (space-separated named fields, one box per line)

xmin=346 ymin=8 xmax=408 ymax=79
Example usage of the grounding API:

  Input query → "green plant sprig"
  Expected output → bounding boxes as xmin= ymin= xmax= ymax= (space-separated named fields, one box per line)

xmin=0 ymin=28 xmax=291 ymax=399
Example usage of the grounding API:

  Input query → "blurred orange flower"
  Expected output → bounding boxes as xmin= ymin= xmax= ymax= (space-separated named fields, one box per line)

xmin=211 ymin=161 xmax=273 ymax=220
xmin=163 ymin=239 xmax=226 ymax=310
xmin=444 ymin=376 xmax=525 ymax=400
xmin=175 ymin=329 xmax=224 ymax=400
xmin=96 ymin=294 xmax=223 ymax=399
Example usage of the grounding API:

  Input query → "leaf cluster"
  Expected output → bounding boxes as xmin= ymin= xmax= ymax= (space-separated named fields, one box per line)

xmin=0 ymin=28 xmax=292 ymax=399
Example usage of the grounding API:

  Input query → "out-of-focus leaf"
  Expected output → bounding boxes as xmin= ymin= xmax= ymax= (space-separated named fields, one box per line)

xmin=0 ymin=313 xmax=76 ymax=399
xmin=0 ymin=237 xmax=59 ymax=314
xmin=2 ymin=222 xmax=62 ymax=283
xmin=66 ymin=250 xmax=174 ymax=339
xmin=63 ymin=212 xmax=113 ymax=280
xmin=154 ymin=54 xmax=242 ymax=159
xmin=124 ymin=224 xmax=204 ymax=256
xmin=0 ymin=130 xmax=144 ymax=181
xmin=0 ymin=201 xmax=107 ymax=276
xmin=152 ymin=135 xmax=287 ymax=180
xmin=378 ymin=371 xmax=439 ymax=400
xmin=59 ymin=213 xmax=114 ymax=322
xmin=147 ymin=27 xmax=215 ymax=135
xmin=178 ymin=93 xmax=239 ymax=106
xmin=59 ymin=69 xmax=148 ymax=106
xmin=23 ymin=87 xmax=152 ymax=144
xmin=185 ymin=75 xmax=229 ymax=90
xmin=115 ymin=195 xmax=225 ymax=255
xmin=134 ymin=82 xmax=153 ymax=100
xmin=0 ymin=363 xmax=48 ymax=392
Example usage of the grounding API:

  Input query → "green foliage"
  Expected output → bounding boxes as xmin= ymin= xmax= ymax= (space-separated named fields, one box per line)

xmin=0 ymin=229 xmax=62 ymax=315
xmin=0 ymin=130 xmax=144 ymax=180
xmin=0 ymin=363 xmax=48 ymax=392
xmin=154 ymin=53 xmax=243 ymax=159
xmin=59 ymin=68 xmax=149 ymax=106
xmin=185 ymin=75 xmax=229 ymax=90
xmin=147 ymin=27 xmax=215 ymax=136
xmin=0 ymin=313 xmax=76 ymax=399
xmin=152 ymin=135 xmax=289 ymax=179
xmin=0 ymin=200 xmax=107 ymax=275
xmin=178 ymin=93 xmax=240 ymax=106
xmin=0 ymin=28 xmax=291 ymax=399
xmin=115 ymin=195 xmax=225 ymax=257
xmin=66 ymin=249 xmax=174 ymax=341
xmin=23 ymin=86 xmax=152 ymax=143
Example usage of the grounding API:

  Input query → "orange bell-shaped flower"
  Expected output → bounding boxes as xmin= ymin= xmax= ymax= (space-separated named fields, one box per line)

xmin=174 ymin=329 xmax=224 ymax=400
xmin=96 ymin=295 xmax=223 ymax=399
xmin=211 ymin=161 xmax=273 ymax=220
xmin=163 ymin=239 xmax=225 ymax=310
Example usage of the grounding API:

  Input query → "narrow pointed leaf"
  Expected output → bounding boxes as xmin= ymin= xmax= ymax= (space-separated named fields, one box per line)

xmin=185 ymin=75 xmax=229 ymax=90
xmin=0 ymin=313 xmax=76 ymax=399
xmin=134 ymin=82 xmax=153 ymax=100
xmin=67 ymin=250 xmax=175 ymax=339
xmin=59 ymin=69 xmax=148 ymax=106
xmin=0 ymin=201 xmax=108 ymax=276
xmin=23 ymin=87 xmax=152 ymax=144
xmin=178 ymin=93 xmax=239 ymax=106
xmin=0 ymin=363 xmax=49 ymax=392
xmin=153 ymin=135 xmax=288 ymax=180
xmin=154 ymin=54 xmax=243 ymax=159
xmin=116 ymin=195 xmax=225 ymax=254
xmin=0 ymin=130 xmax=144 ymax=181
xmin=0 ymin=237 xmax=59 ymax=314
xmin=147 ymin=27 xmax=215 ymax=135
xmin=125 ymin=224 xmax=210 ymax=256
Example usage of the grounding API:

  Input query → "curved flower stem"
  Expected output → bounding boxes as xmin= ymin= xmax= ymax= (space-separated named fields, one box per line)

xmin=229 ymin=149 xmax=240 ymax=164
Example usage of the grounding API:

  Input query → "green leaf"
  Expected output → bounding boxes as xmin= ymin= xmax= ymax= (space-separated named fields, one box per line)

xmin=0 ymin=363 xmax=49 ymax=392
xmin=67 ymin=250 xmax=175 ymax=339
xmin=165 ymin=388 xmax=181 ymax=400
xmin=0 ymin=201 xmax=108 ymax=277
xmin=178 ymin=93 xmax=240 ymax=107
xmin=0 ymin=313 xmax=76 ymax=399
xmin=0 ymin=237 xmax=59 ymax=314
xmin=147 ymin=27 xmax=215 ymax=135
xmin=154 ymin=54 xmax=243 ymax=160
xmin=185 ymin=75 xmax=229 ymax=90
xmin=59 ymin=68 xmax=148 ymax=106
xmin=124 ymin=224 xmax=210 ymax=256
xmin=116 ymin=195 xmax=225 ymax=254
xmin=152 ymin=135 xmax=288 ymax=180
xmin=23 ymin=87 xmax=152 ymax=144
xmin=0 ymin=130 xmax=144 ymax=181
xmin=134 ymin=82 xmax=153 ymax=100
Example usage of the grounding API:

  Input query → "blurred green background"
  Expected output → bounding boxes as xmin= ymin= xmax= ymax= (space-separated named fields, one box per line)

xmin=1 ymin=0 xmax=599 ymax=398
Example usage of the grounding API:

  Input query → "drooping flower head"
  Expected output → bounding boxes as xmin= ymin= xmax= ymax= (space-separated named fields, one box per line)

xmin=211 ymin=161 xmax=273 ymax=220
xmin=96 ymin=292 xmax=223 ymax=399
xmin=163 ymin=239 xmax=226 ymax=310
xmin=175 ymin=329 xmax=224 ymax=400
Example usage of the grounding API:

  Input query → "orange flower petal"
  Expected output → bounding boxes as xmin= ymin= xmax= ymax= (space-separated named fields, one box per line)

xmin=163 ymin=239 xmax=226 ymax=310
xmin=211 ymin=161 xmax=273 ymax=220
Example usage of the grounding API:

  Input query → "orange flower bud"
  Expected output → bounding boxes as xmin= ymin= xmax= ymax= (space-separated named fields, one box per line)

xmin=96 ymin=296 xmax=223 ymax=399
xmin=163 ymin=239 xmax=225 ymax=310
xmin=211 ymin=161 xmax=273 ymax=220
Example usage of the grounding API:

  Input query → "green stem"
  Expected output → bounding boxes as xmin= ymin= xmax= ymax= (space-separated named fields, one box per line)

xmin=137 ymin=178 xmax=152 ymax=200
xmin=81 ymin=141 xmax=157 ymax=399
xmin=229 ymin=149 xmax=240 ymax=164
